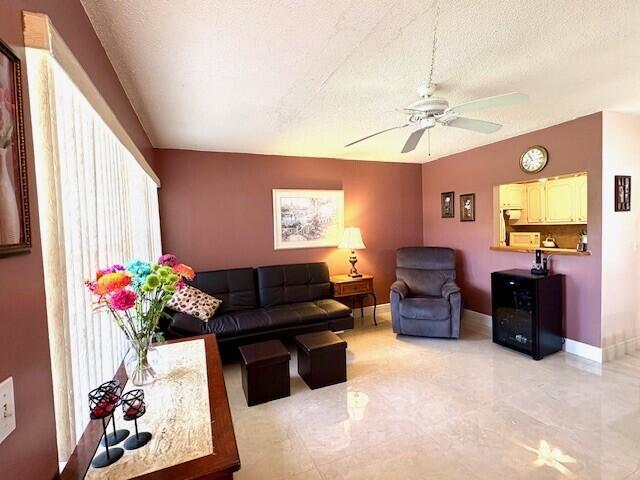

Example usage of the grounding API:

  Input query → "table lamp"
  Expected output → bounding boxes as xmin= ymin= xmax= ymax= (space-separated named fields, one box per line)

xmin=339 ymin=227 xmax=365 ymax=277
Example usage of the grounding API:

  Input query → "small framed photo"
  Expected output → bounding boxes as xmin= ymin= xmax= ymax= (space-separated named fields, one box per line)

xmin=441 ymin=192 xmax=454 ymax=218
xmin=460 ymin=193 xmax=475 ymax=222
xmin=614 ymin=175 xmax=631 ymax=212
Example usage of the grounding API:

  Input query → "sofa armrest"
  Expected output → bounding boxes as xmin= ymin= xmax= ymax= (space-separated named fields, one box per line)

xmin=390 ymin=280 xmax=409 ymax=300
xmin=441 ymin=281 xmax=461 ymax=299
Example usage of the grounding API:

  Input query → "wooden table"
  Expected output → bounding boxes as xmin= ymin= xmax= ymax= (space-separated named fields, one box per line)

xmin=61 ymin=335 xmax=240 ymax=480
xmin=330 ymin=274 xmax=377 ymax=325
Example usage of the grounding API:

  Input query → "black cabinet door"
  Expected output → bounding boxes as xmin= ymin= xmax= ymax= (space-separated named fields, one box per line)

xmin=492 ymin=274 xmax=537 ymax=355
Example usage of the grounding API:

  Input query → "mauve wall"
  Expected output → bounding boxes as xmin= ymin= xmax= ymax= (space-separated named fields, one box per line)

xmin=422 ymin=113 xmax=603 ymax=347
xmin=0 ymin=1 xmax=156 ymax=478
xmin=156 ymin=150 xmax=423 ymax=304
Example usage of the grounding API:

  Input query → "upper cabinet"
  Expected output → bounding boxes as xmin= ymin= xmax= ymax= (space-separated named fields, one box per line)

xmin=545 ymin=177 xmax=575 ymax=223
xmin=500 ymin=173 xmax=587 ymax=225
xmin=499 ymin=184 xmax=524 ymax=209
xmin=525 ymin=183 xmax=545 ymax=223
xmin=574 ymin=174 xmax=588 ymax=223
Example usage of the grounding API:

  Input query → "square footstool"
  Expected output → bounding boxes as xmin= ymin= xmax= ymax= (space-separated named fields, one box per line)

xmin=239 ymin=340 xmax=290 ymax=406
xmin=295 ymin=331 xmax=347 ymax=389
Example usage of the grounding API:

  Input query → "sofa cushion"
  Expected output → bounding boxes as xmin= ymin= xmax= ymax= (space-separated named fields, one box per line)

xmin=167 ymin=285 xmax=221 ymax=321
xmin=190 ymin=267 xmax=257 ymax=313
xmin=399 ymin=296 xmax=450 ymax=321
xmin=257 ymin=263 xmax=331 ymax=307
xmin=314 ymin=299 xmax=352 ymax=320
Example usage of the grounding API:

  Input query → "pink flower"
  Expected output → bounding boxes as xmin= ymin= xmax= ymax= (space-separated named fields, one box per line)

xmin=176 ymin=279 xmax=185 ymax=291
xmin=158 ymin=253 xmax=177 ymax=267
xmin=109 ymin=290 xmax=137 ymax=311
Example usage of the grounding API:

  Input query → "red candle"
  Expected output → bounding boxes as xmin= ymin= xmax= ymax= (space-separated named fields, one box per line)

xmin=125 ymin=399 xmax=143 ymax=418
xmin=92 ymin=399 xmax=115 ymax=417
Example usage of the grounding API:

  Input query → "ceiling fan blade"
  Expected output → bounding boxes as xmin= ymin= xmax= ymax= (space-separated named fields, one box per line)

xmin=442 ymin=117 xmax=502 ymax=133
xmin=345 ymin=124 xmax=409 ymax=148
xmin=401 ymin=128 xmax=427 ymax=153
xmin=446 ymin=92 xmax=528 ymax=116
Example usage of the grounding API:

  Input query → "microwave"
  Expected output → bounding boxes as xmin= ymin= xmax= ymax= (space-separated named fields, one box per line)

xmin=509 ymin=232 xmax=541 ymax=248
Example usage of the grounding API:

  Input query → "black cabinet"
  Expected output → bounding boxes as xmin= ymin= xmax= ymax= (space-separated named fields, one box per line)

xmin=491 ymin=269 xmax=563 ymax=360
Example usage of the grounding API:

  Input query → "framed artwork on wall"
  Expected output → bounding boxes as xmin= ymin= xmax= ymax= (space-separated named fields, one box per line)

xmin=614 ymin=175 xmax=631 ymax=212
xmin=441 ymin=191 xmax=454 ymax=218
xmin=0 ymin=39 xmax=30 ymax=257
xmin=272 ymin=189 xmax=344 ymax=250
xmin=460 ymin=193 xmax=475 ymax=222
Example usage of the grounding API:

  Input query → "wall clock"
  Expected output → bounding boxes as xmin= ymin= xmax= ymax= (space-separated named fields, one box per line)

xmin=520 ymin=146 xmax=548 ymax=174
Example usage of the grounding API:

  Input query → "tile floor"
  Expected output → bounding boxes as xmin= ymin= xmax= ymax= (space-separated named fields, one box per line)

xmin=223 ymin=313 xmax=640 ymax=480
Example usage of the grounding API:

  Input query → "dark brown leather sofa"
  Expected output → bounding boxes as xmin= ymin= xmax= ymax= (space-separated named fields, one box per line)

xmin=166 ymin=262 xmax=353 ymax=353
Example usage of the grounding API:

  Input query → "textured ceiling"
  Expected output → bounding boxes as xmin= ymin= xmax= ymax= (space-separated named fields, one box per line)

xmin=81 ymin=0 xmax=640 ymax=163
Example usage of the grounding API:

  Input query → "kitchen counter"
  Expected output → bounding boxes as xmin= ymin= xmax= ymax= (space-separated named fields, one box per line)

xmin=490 ymin=245 xmax=591 ymax=256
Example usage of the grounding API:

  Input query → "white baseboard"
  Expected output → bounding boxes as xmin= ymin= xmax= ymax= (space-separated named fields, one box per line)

xmin=463 ymin=308 xmax=604 ymax=363
xmin=603 ymin=336 xmax=640 ymax=362
xmin=354 ymin=302 xmax=390 ymax=319
xmin=563 ymin=338 xmax=603 ymax=363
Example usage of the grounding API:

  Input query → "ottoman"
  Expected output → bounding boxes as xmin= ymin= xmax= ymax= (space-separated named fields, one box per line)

xmin=295 ymin=330 xmax=347 ymax=389
xmin=239 ymin=340 xmax=290 ymax=406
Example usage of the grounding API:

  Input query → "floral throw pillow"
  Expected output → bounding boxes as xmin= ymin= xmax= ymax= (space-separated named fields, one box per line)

xmin=167 ymin=285 xmax=222 ymax=322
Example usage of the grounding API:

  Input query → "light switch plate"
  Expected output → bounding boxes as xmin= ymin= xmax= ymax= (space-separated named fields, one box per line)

xmin=0 ymin=377 xmax=16 ymax=445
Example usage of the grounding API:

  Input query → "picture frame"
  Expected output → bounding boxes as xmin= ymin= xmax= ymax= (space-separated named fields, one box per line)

xmin=272 ymin=189 xmax=344 ymax=250
xmin=441 ymin=191 xmax=454 ymax=218
xmin=460 ymin=193 xmax=475 ymax=222
xmin=0 ymin=39 xmax=30 ymax=257
xmin=614 ymin=175 xmax=631 ymax=212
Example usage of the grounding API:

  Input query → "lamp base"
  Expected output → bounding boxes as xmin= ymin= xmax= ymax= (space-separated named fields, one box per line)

xmin=348 ymin=251 xmax=361 ymax=277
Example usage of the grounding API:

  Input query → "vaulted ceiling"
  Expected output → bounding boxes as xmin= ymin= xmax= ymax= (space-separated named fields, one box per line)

xmin=81 ymin=0 xmax=640 ymax=163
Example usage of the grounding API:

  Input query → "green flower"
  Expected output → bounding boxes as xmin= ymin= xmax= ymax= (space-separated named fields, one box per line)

xmin=145 ymin=274 xmax=160 ymax=288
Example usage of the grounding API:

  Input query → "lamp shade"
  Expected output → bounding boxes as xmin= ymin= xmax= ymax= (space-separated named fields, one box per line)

xmin=339 ymin=227 xmax=365 ymax=250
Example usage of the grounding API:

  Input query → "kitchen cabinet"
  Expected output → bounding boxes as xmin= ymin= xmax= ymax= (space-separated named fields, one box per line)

xmin=575 ymin=175 xmax=588 ymax=223
xmin=525 ymin=183 xmax=545 ymax=223
xmin=545 ymin=177 xmax=575 ymax=223
xmin=499 ymin=184 xmax=524 ymax=209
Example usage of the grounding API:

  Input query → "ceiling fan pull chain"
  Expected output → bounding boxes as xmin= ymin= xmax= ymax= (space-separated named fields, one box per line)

xmin=427 ymin=0 xmax=440 ymax=89
xmin=427 ymin=128 xmax=431 ymax=156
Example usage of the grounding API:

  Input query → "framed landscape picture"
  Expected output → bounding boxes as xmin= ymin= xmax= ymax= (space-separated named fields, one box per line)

xmin=460 ymin=193 xmax=475 ymax=222
xmin=0 ymin=39 xmax=30 ymax=256
xmin=272 ymin=189 xmax=344 ymax=250
xmin=441 ymin=191 xmax=454 ymax=218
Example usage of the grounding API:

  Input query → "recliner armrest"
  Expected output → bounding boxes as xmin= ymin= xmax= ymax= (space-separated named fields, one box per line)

xmin=390 ymin=280 xmax=409 ymax=299
xmin=441 ymin=281 xmax=461 ymax=299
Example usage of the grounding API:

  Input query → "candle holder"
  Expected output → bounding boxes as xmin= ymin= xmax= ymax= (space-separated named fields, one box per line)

xmin=99 ymin=380 xmax=130 ymax=448
xmin=88 ymin=381 xmax=124 ymax=468
xmin=121 ymin=389 xmax=152 ymax=450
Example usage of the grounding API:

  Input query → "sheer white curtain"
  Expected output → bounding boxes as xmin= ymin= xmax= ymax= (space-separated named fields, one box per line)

xmin=28 ymin=52 xmax=161 ymax=461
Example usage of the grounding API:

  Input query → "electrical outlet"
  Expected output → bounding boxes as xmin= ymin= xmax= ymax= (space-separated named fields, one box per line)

xmin=0 ymin=377 xmax=16 ymax=445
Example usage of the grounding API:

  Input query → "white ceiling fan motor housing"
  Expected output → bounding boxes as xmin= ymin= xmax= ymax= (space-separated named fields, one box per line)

xmin=406 ymin=97 xmax=449 ymax=115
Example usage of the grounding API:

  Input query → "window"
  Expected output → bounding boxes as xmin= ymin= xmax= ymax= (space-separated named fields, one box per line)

xmin=25 ymin=15 xmax=161 ymax=462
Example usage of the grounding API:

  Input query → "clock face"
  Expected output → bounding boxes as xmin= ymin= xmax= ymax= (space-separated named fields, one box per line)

xmin=520 ymin=146 xmax=548 ymax=173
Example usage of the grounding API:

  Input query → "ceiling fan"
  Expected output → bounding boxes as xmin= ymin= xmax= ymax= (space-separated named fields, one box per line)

xmin=344 ymin=1 xmax=528 ymax=155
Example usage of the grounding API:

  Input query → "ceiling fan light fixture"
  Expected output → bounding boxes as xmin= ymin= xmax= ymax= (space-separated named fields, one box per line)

xmin=420 ymin=117 xmax=436 ymax=129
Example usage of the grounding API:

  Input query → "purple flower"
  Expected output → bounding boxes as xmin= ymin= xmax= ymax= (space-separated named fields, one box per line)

xmin=158 ymin=253 xmax=177 ymax=267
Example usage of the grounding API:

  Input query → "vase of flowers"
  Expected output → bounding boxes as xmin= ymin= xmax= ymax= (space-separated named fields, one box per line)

xmin=86 ymin=254 xmax=195 ymax=386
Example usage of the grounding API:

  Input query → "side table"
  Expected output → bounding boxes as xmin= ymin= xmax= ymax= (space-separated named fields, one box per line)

xmin=330 ymin=274 xmax=377 ymax=326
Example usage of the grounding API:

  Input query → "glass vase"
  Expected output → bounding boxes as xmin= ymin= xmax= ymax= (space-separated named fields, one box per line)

xmin=125 ymin=335 xmax=157 ymax=386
